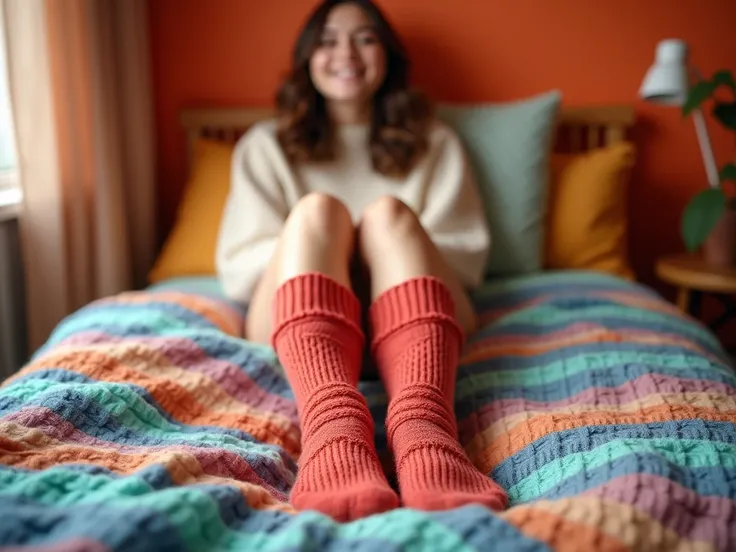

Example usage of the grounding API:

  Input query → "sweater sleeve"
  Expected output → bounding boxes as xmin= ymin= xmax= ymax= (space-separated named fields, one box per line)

xmin=419 ymin=125 xmax=491 ymax=289
xmin=215 ymin=125 xmax=290 ymax=304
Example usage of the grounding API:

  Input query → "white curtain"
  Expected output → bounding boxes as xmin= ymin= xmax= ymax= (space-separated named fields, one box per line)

xmin=3 ymin=0 xmax=156 ymax=351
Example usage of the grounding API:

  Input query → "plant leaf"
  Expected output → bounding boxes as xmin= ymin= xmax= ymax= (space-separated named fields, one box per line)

xmin=683 ymin=80 xmax=716 ymax=115
xmin=712 ymin=70 xmax=736 ymax=91
xmin=720 ymin=163 xmax=736 ymax=183
xmin=712 ymin=101 xmax=736 ymax=130
xmin=681 ymin=189 xmax=727 ymax=252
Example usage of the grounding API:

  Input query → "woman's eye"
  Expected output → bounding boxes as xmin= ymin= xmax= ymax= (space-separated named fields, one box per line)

xmin=319 ymin=37 xmax=337 ymax=48
xmin=355 ymin=34 xmax=378 ymax=46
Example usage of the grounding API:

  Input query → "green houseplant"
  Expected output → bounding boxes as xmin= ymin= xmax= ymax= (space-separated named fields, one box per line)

xmin=681 ymin=69 xmax=736 ymax=261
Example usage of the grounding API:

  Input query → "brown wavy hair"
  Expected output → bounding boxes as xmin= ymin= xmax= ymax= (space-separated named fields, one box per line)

xmin=275 ymin=0 xmax=432 ymax=177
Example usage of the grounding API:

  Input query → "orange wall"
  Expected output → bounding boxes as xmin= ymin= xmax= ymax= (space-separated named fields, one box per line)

xmin=149 ymin=0 xmax=735 ymax=294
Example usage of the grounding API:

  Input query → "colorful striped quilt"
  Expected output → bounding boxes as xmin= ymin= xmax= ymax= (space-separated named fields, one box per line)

xmin=1 ymin=271 xmax=735 ymax=551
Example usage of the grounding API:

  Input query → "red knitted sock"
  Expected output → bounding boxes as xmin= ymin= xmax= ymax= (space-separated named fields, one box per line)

xmin=271 ymin=273 xmax=399 ymax=521
xmin=370 ymin=277 xmax=508 ymax=512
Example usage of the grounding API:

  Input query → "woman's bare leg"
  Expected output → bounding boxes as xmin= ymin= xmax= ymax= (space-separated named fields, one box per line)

xmin=246 ymin=193 xmax=354 ymax=344
xmin=250 ymin=192 xmax=398 ymax=522
xmin=358 ymin=196 xmax=507 ymax=512
xmin=357 ymin=195 xmax=477 ymax=335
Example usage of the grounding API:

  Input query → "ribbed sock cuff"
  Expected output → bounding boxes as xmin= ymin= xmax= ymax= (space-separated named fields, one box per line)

xmin=368 ymin=277 xmax=462 ymax=349
xmin=271 ymin=273 xmax=362 ymax=347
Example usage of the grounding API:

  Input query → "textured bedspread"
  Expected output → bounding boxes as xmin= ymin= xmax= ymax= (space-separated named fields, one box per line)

xmin=1 ymin=271 xmax=735 ymax=551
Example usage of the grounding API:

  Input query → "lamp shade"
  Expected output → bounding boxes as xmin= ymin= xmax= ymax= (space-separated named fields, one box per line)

xmin=639 ymin=39 xmax=690 ymax=105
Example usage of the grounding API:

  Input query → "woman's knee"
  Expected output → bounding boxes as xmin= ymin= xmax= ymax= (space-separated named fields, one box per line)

xmin=360 ymin=196 xmax=420 ymax=241
xmin=357 ymin=195 xmax=435 ymax=286
xmin=285 ymin=192 xmax=354 ymax=244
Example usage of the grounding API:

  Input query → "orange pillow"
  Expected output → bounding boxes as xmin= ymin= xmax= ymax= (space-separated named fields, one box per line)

xmin=149 ymin=139 xmax=235 ymax=283
xmin=544 ymin=141 xmax=636 ymax=279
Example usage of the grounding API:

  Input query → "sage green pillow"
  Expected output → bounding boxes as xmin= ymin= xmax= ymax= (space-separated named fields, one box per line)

xmin=437 ymin=90 xmax=562 ymax=276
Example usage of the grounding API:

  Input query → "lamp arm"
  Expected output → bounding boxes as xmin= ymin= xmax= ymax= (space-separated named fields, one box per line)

xmin=692 ymin=108 xmax=721 ymax=188
xmin=689 ymin=66 xmax=720 ymax=189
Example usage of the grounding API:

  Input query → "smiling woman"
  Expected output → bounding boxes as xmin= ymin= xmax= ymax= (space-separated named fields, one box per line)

xmin=274 ymin=0 xmax=432 ymax=176
xmin=215 ymin=0 xmax=503 ymax=523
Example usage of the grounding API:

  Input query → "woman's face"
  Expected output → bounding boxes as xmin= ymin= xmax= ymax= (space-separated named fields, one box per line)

xmin=309 ymin=3 xmax=387 ymax=108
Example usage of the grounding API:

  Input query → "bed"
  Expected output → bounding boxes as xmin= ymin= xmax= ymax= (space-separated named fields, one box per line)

xmin=1 ymin=104 xmax=735 ymax=552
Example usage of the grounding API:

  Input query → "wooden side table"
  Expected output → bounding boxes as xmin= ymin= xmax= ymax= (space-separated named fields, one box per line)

xmin=655 ymin=253 xmax=736 ymax=332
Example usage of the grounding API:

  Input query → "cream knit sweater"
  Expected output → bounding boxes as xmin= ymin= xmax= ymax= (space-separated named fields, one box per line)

xmin=215 ymin=119 xmax=490 ymax=304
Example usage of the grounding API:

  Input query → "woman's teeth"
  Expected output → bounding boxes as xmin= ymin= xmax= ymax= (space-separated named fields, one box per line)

xmin=334 ymin=69 xmax=361 ymax=78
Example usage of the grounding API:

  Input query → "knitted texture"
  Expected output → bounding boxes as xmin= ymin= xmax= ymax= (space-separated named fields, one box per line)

xmin=1 ymin=271 xmax=736 ymax=550
xmin=370 ymin=276 xmax=508 ymax=511
xmin=271 ymin=273 xmax=399 ymax=521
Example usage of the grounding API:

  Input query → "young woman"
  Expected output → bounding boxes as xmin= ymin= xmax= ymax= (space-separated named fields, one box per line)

xmin=216 ymin=0 xmax=507 ymax=522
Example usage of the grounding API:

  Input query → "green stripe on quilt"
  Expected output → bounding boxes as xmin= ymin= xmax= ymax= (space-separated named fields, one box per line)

xmin=507 ymin=438 xmax=736 ymax=503
xmin=0 ymin=380 xmax=287 ymax=458
xmin=0 ymin=468 xmax=476 ymax=552
xmin=455 ymin=352 xmax=734 ymax=401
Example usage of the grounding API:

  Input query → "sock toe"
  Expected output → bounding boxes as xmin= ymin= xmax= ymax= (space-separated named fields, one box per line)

xmin=293 ymin=482 xmax=399 ymax=522
xmin=403 ymin=489 xmax=507 ymax=512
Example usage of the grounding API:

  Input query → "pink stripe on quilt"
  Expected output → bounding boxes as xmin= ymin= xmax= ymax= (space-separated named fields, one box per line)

xmin=54 ymin=331 xmax=297 ymax=423
xmin=585 ymin=473 xmax=735 ymax=544
xmin=468 ymin=322 xmax=603 ymax=349
xmin=459 ymin=374 xmax=736 ymax=434
xmin=468 ymin=326 xmax=715 ymax=362
xmin=0 ymin=539 xmax=108 ymax=552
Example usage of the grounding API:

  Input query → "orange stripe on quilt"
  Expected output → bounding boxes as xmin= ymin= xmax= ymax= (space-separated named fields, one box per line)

xmin=501 ymin=505 xmax=627 ymax=552
xmin=477 ymin=404 xmax=736 ymax=472
xmin=17 ymin=348 xmax=300 ymax=455
xmin=527 ymin=497 xmax=718 ymax=552
xmin=462 ymin=328 xmax=713 ymax=363
xmin=478 ymin=296 xmax=552 ymax=325
xmin=0 ymin=422 xmax=295 ymax=514
xmin=30 ymin=342 xmax=292 ymax=422
xmin=465 ymin=392 xmax=736 ymax=457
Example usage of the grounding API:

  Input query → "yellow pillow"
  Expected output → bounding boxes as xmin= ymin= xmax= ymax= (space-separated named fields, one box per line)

xmin=149 ymin=139 xmax=235 ymax=283
xmin=545 ymin=141 xmax=636 ymax=279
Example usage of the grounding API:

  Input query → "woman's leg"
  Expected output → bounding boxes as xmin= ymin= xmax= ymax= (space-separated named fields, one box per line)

xmin=357 ymin=196 xmax=477 ymax=334
xmin=250 ymin=192 xmax=398 ymax=522
xmin=245 ymin=192 xmax=353 ymax=344
xmin=358 ymin=196 xmax=507 ymax=512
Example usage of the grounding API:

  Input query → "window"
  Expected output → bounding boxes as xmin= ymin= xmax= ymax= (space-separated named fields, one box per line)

xmin=0 ymin=8 xmax=20 ymax=210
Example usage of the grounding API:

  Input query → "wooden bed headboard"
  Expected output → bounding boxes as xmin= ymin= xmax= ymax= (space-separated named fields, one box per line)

xmin=179 ymin=104 xmax=635 ymax=167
